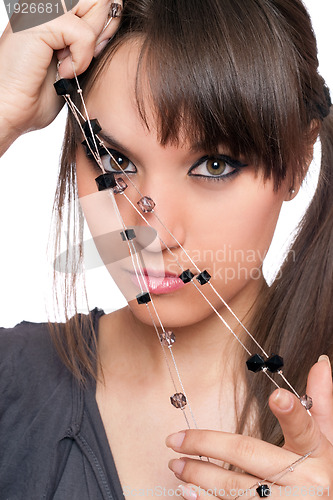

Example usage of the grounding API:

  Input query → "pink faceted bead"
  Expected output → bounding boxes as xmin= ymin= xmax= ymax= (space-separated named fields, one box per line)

xmin=170 ymin=393 xmax=187 ymax=409
xmin=300 ymin=394 xmax=313 ymax=411
xmin=113 ymin=178 xmax=127 ymax=194
xmin=137 ymin=196 xmax=155 ymax=213
xmin=110 ymin=2 xmax=122 ymax=17
xmin=159 ymin=331 xmax=176 ymax=347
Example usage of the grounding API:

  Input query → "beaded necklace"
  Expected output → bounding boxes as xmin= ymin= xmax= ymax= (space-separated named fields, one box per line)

xmin=52 ymin=7 xmax=314 ymax=488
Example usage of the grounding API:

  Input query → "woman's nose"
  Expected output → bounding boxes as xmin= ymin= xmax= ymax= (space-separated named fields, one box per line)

xmin=132 ymin=178 xmax=186 ymax=254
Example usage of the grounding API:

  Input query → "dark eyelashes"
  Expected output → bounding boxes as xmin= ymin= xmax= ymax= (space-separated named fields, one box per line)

xmin=188 ymin=154 xmax=248 ymax=173
xmin=190 ymin=169 xmax=242 ymax=183
xmin=83 ymin=144 xmax=135 ymax=172
xmin=82 ymin=143 xmax=248 ymax=179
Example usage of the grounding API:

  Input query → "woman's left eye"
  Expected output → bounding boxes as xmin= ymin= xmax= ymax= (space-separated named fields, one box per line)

xmin=188 ymin=155 xmax=247 ymax=180
xmin=100 ymin=149 xmax=137 ymax=174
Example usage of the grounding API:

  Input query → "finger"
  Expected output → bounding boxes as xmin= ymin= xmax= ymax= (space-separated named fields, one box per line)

xmin=93 ymin=13 xmax=121 ymax=58
xmin=94 ymin=39 xmax=110 ymax=58
xmin=39 ymin=54 xmax=64 ymax=124
xmin=74 ymin=0 xmax=123 ymax=59
xmin=73 ymin=0 xmax=111 ymax=20
xmin=56 ymin=47 xmax=70 ymax=61
xmin=268 ymin=388 xmax=328 ymax=457
xmin=39 ymin=13 xmax=98 ymax=78
xmin=73 ymin=0 xmax=122 ymax=43
xmin=306 ymin=356 xmax=333 ymax=444
xmin=168 ymin=458 xmax=259 ymax=499
xmin=95 ymin=1 xmax=123 ymax=45
xmin=178 ymin=483 xmax=215 ymax=500
xmin=166 ymin=430 xmax=297 ymax=479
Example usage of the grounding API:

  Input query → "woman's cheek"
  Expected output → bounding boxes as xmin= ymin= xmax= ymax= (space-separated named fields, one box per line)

xmin=197 ymin=184 xmax=285 ymax=289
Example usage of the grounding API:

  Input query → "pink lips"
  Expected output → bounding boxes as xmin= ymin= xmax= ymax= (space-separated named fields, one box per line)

xmin=129 ymin=268 xmax=185 ymax=295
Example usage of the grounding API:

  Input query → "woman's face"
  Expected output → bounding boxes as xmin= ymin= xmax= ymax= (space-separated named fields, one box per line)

xmin=76 ymin=41 xmax=291 ymax=329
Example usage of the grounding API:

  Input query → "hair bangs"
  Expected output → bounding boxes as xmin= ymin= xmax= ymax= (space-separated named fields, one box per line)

xmin=79 ymin=0 xmax=323 ymax=189
xmin=126 ymin=0 xmax=312 ymax=188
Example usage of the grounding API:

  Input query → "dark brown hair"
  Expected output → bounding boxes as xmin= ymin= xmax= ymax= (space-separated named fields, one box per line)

xmin=50 ymin=0 xmax=332 ymax=444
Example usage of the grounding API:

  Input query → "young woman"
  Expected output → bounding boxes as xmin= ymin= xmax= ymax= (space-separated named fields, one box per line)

xmin=0 ymin=1 xmax=333 ymax=498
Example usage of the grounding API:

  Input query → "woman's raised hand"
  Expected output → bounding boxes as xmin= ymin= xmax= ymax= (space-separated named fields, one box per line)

xmin=166 ymin=356 xmax=333 ymax=499
xmin=0 ymin=0 xmax=122 ymax=155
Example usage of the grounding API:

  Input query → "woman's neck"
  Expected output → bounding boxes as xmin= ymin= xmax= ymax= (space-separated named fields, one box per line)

xmin=97 ymin=276 xmax=265 ymax=390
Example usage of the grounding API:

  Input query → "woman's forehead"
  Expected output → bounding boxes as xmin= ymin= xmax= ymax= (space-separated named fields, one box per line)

xmin=87 ymin=40 xmax=200 ymax=151
xmin=89 ymin=40 xmax=141 ymax=102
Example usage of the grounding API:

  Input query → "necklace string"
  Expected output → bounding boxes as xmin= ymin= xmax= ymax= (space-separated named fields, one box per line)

xmin=53 ymin=48 xmax=313 ymax=476
xmin=55 ymin=70 xmax=312 ymax=415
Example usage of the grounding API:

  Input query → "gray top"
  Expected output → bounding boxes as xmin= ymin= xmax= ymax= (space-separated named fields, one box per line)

xmin=0 ymin=308 xmax=124 ymax=500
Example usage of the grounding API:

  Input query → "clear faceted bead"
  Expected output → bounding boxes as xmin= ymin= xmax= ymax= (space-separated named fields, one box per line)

xmin=300 ymin=394 xmax=313 ymax=411
xmin=160 ymin=330 xmax=176 ymax=347
xmin=113 ymin=178 xmax=128 ymax=194
xmin=110 ymin=2 xmax=122 ymax=17
xmin=137 ymin=196 xmax=155 ymax=213
xmin=170 ymin=393 xmax=187 ymax=409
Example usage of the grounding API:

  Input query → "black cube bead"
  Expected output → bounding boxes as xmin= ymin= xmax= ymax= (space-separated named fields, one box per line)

xmin=179 ymin=269 xmax=194 ymax=283
xmin=54 ymin=78 xmax=74 ymax=95
xmin=83 ymin=119 xmax=102 ymax=138
xmin=82 ymin=138 xmax=95 ymax=157
xmin=256 ymin=485 xmax=271 ymax=497
xmin=136 ymin=292 xmax=151 ymax=305
xmin=120 ymin=229 xmax=136 ymax=241
xmin=246 ymin=354 xmax=266 ymax=373
xmin=196 ymin=270 xmax=211 ymax=285
xmin=82 ymin=139 xmax=107 ymax=157
xmin=265 ymin=354 xmax=284 ymax=373
xmin=95 ymin=173 xmax=116 ymax=191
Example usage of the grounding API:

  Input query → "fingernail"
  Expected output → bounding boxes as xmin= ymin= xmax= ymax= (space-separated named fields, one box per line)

xmin=168 ymin=459 xmax=185 ymax=477
xmin=166 ymin=431 xmax=186 ymax=449
xmin=318 ymin=355 xmax=331 ymax=367
xmin=179 ymin=485 xmax=197 ymax=500
xmin=94 ymin=39 xmax=109 ymax=57
xmin=272 ymin=389 xmax=294 ymax=411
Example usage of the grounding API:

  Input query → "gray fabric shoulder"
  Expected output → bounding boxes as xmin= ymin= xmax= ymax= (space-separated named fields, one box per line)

xmin=0 ymin=309 xmax=105 ymax=497
xmin=0 ymin=320 xmax=69 ymax=403
xmin=0 ymin=320 xmax=75 ymax=497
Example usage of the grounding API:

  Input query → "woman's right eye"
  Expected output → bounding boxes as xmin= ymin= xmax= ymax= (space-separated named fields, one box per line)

xmin=101 ymin=149 xmax=137 ymax=174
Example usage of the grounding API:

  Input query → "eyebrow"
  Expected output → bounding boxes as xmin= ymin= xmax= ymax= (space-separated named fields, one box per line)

xmin=98 ymin=129 xmax=211 ymax=157
xmin=98 ymin=130 xmax=134 ymax=157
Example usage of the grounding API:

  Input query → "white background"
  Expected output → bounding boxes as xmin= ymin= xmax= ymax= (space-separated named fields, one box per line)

xmin=0 ymin=1 xmax=332 ymax=327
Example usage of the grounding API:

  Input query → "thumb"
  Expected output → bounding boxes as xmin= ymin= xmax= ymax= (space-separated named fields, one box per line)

xmin=306 ymin=355 xmax=333 ymax=444
xmin=269 ymin=388 xmax=323 ymax=456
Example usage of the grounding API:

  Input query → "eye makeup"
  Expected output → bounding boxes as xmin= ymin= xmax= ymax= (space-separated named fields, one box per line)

xmin=82 ymin=144 xmax=137 ymax=175
xmin=188 ymin=154 xmax=248 ymax=182
xmin=82 ymin=141 xmax=248 ymax=184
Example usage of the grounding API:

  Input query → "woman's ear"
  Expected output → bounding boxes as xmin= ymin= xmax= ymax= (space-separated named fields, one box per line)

xmin=284 ymin=119 xmax=321 ymax=201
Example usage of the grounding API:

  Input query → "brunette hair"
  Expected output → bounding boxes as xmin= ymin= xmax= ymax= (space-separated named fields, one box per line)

xmin=50 ymin=0 xmax=332 ymax=444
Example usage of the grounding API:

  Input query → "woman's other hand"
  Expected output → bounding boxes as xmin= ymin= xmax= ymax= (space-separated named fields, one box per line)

xmin=166 ymin=356 xmax=333 ymax=499
xmin=0 ymin=0 xmax=122 ymax=155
